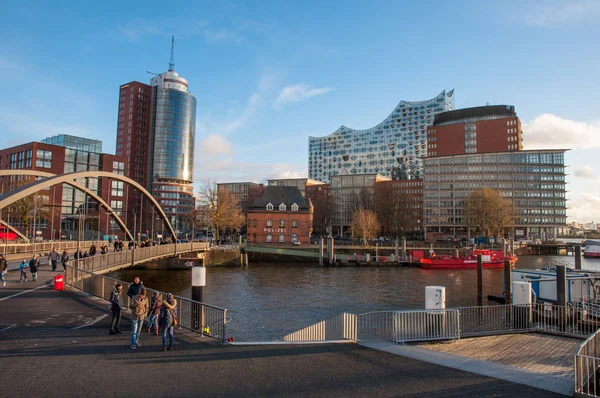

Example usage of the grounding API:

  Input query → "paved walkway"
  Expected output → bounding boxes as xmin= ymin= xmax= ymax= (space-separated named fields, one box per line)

xmin=0 ymin=270 xmax=565 ymax=397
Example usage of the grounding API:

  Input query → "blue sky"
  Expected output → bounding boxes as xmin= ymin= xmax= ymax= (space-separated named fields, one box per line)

xmin=0 ymin=0 xmax=599 ymax=222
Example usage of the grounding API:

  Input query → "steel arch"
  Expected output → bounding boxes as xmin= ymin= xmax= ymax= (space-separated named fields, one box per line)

xmin=0 ymin=219 xmax=30 ymax=241
xmin=0 ymin=170 xmax=135 ymax=242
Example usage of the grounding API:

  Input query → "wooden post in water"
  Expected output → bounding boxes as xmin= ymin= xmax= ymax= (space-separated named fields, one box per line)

xmin=477 ymin=254 xmax=483 ymax=306
xmin=556 ymin=265 xmax=567 ymax=307
xmin=504 ymin=259 xmax=512 ymax=305
xmin=575 ymin=245 xmax=582 ymax=270
xmin=402 ymin=237 xmax=407 ymax=260
xmin=319 ymin=237 xmax=324 ymax=266
xmin=394 ymin=238 xmax=399 ymax=259
xmin=327 ymin=236 xmax=335 ymax=265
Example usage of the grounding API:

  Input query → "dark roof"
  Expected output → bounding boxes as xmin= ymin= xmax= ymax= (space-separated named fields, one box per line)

xmin=248 ymin=186 xmax=311 ymax=210
xmin=434 ymin=105 xmax=516 ymax=125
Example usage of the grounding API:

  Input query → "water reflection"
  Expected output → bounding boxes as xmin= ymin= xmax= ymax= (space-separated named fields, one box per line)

xmin=108 ymin=255 xmax=600 ymax=341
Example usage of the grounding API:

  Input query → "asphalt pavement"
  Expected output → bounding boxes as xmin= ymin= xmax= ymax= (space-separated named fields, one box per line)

xmin=0 ymin=269 xmax=566 ymax=397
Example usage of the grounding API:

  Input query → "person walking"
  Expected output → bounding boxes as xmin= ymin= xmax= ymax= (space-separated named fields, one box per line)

xmin=61 ymin=249 xmax=70 ymax=271
xmin=127 ymin=277 xmax=144 ymax=301
xmin=48 ymin=248 xmax=60 ymax=271
xmin=19 ymin=260 xmax=29 ymax=283
xmin=89 ymin=243 xmax=97 ymax=257
xmin=0 ymin=254 xmax=7 ymax=287
xmin=160 ymin=293 xmax=178 ymax=351
xmin=146 ymin=291 xmax=162 ymax=335
xmin=109 ymin=283 xmax=124 ymax=335
xmin=130 ymin=287 xmax=148 ymax=350
xmin=29 ymin=254 xmax=40 ymax=282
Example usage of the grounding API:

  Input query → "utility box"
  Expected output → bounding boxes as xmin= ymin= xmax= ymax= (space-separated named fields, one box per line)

xmin=425 ymin=286 xmax=446 ymax=309
xmin=53 ymin=274 xmax=65 ymax=291
xmin=513 ymin=281 xmax=532 ymax=305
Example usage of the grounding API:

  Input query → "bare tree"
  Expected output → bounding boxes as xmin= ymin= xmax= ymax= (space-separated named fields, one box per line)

xmin=12 ymin=193 xmax=49 ymax=238
xmin=312 ymin=193 xmax=333 ymax=236
xmin=351 ymin=209 xmax=381 ymax=247
xmin=464 ymin=188 xmax=514 ymax=239
xmin=197 ymin=181 xmax=244 ymax=241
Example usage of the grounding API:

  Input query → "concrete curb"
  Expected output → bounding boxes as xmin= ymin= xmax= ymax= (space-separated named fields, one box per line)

xmin=360 ymin=341 xmax=573 ymax=396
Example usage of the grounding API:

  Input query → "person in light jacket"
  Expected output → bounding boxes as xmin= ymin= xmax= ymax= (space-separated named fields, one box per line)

xmin=48 ymin=248 xmax=60 ymax=271
xmin=61 ymin=249 xmax=70 ymax=271
xmin=160 ymin=293 xmax=177 ymax=351
xmin=146 ymin=291 xmax=162 ymax=335
xmin=130 ymin=288 xmax=148 ymax=350
xmin=109 ymin=283 xmax=124 ymax=335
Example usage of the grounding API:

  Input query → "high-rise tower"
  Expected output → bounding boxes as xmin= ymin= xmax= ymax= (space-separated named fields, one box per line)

xmin=115 ymin=37 xmax=196 ymax=239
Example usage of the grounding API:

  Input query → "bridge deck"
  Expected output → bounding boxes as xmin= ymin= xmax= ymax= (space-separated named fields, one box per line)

xmin=415 ymin=333 xmax=581 ymax=379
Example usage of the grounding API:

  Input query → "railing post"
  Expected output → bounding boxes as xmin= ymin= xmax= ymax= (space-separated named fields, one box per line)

xmin=477 ymin=254 xmax=483 ymax=306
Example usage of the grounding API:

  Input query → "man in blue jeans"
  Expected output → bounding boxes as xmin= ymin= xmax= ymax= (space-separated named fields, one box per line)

xmin=130 ymin=288 xmax=148 ymax=350
xmin=48 ymin=248 xmax=60 ymax=271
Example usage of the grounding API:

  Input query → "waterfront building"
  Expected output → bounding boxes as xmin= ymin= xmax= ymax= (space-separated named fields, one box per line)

xmin=423 ymin=150 xmax=568 ymax=240
xmin=217 ymin=182 xmax=265 ymax=214
xmin=246 ymin=186 xmax=313 ymax=244
xmin=267 ymin=178 xmax=327 ymax=203
xmin=426 ymin=105 xmax=523 ymax=157
xmin=329 ymin=173 xmax=390 ymax=236
xmin=115 ymin=38 xmax=196 ymax=237
xmin=374 ymin=179 xmax=424 ymax=239
xmin=308 ymin=90 xmax=454 ymax=183
xmin=0 ymin=136 xmax=127 ymax=240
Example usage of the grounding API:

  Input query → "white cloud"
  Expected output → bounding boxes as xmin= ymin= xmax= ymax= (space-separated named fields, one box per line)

xmin=203 ymin=29 xmax=245 ymax=45
xmin=574 ymin=166 xmax=597 ymax=179
xmin=524 ymin=0 xmax=600 ymax=26
xmin=215 ymin=93 xmax=262 ymax=134
xmin=274 ymin=84 xmax=333 ymax=108
xmin=568 ymin=194 xmax=600 ymax=223
xmin=522 ymin=114 xmax=600 ymax=150
xmin=200 ymin=134 xmax=232 ymax=156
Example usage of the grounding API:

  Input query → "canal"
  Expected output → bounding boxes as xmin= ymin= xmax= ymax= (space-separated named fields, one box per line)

xmin=108 ymin=255 xmax=600 ymax=342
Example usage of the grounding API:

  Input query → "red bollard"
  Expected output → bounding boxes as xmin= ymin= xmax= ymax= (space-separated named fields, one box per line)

xmin=54 ymin=274 xmax=65 ymax=291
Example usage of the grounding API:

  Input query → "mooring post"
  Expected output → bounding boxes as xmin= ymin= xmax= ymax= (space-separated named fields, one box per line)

xmin=575 ymin=245 xmax=582 ymax=270
xmin=510 ymin=239 xmax=515 ymax=257
xmin=328 ymin=236 xmax=335 ymax=265
xmin=556 ymin=265 xmax=567 ymax=307
xmin=504 ymin=259 xmax=512 ymax=305
xmin=402 ymin=237 xmax=407 ymax=260
xmin=375 ymin=243 xmax=378 ymax=262
xmin=192 ymin=266 xmax=206 ymax=332
xmin=477 ymin=254 xmax=483 ymax=306
xmin=394 ymin=237 xmax=399 ymax=259
xmin=244 ymin=252 xmax=248 ymax=267
xmin=502 ymin=239 xmax=507 ymax=257
xmin=319 ymin=237 xmax=324 ymax=266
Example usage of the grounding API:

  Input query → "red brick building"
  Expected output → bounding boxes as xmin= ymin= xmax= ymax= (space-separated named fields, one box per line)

xmin=427 ymin=105 xmax=522 ymax=157
xmin=246 ymin=186 xmax=313 ymax=244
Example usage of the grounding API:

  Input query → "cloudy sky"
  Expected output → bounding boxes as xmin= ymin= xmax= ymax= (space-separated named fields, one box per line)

xmin=0 ymin=0 xmax=598 ymax=222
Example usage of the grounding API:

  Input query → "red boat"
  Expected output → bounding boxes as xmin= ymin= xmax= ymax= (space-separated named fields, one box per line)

xmin=420 ymin=249 xmax=518 ymax=270
xmin=583 ymin=246 xmax=600 ymax=258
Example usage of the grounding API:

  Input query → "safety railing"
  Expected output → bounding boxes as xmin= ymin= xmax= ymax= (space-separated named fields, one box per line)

xmin=64 ymin=265 xmax=227 ymax=343
xmin=393 ymin=309 xmax=460 ymax=343
xmin=281 ymin=313 xmax=358 ymax=342
xmin=357 ymin=311 xmax=396 ymax=341
xmin=2 ymin=240 xmax=99 ymax=255
xmin=458 ymin=305 xmax=534 ymax=337
xmin=575 ymin=328 xmax=600 ymax=396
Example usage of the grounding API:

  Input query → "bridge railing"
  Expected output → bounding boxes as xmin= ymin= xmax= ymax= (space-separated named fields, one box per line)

xmin=64 ymin=264 xmax=227 ymax=343
xmin=575 ymin=328 xmax=600 ymax=396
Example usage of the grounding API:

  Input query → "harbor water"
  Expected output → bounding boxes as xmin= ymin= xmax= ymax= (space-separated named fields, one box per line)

xmin=108 ymin=254 xmax=600 ymax=341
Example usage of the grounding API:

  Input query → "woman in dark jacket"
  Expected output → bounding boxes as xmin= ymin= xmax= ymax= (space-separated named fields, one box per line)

xmin=160 ymin=293 xmax=177 ymax=351
xmin=146 ymin=291 xmax=162 ymax=335
xmin=109 ymin=283 xmax=124 ymax=335
xmin=29 ymin=254 xmax=40 ymax=282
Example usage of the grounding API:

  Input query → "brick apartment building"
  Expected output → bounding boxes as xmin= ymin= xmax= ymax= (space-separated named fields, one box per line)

xmin=246 ymin=186 xmax=313 ymax=244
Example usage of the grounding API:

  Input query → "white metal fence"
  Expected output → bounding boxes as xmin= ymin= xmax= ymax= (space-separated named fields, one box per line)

xmin=575 ymin=329 xmax=600 ymax=396
xmin=65 ymin=265 xmax=228 ymax=343
xmin=393 ymin=309 xmax=460 ymax=343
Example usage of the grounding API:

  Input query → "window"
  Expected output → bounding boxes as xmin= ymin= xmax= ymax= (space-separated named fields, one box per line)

xmin=35 ymin=150 xmax=52 ymax=168
xmin=113 ymin=161 xmax=125 ymax=175
xmin=279 ymin=219 xmax=285 ymax=227
xmin=266 ymin=203 xmax=273 ymax=211
xmin=292 ymin=219 xmax=298 ymax=228
xmin=266 ymin=219 xmax=272 ymax=227
xmin=252 ymin=219 xmax=256 ymax=227
xmin=266 ymin=233 xmax=272 ymax=243
xmin=291 ymin=203 xmax=299 ymax=211
xmin=111 ymin=180 xmax=124 ymax=196
xmin=279 ymin=203 xmax=286 ymax=211
xmin=292 ymin=233 xmax=298 ymax=242
xmin=279 ymin=233 xmax=284 ymax=243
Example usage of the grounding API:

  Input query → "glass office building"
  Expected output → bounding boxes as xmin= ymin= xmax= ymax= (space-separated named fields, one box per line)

xmin=309 ymin=90 xmax=454 ymax=183
xmin=423 ymin=150 xmax=568 ymax=240
xmin=149 ymin=69 xmax=196 ymax=233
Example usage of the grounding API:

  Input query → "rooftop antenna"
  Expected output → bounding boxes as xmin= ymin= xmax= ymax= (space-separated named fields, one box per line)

xmin=169 ymin=35 xmax=175 ymax=71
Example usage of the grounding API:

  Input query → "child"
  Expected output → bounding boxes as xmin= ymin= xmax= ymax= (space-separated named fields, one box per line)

xmin=19 ymin=260 xmax=29 ymax=283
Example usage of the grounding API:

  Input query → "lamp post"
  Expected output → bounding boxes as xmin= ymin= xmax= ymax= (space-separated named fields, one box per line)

xmin=132 ymin=212 xmax=136 ymax=266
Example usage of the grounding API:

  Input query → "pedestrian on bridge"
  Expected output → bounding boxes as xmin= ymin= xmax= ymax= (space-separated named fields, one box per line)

xmin=19 ymin=260 xmax=29 ymax=283
xmin=0 ymin=254 xmax=7 ymax=287
xmin=160 ymin=293 xmax=177 ymax=351
xmin=89 ymin=243 xmax=97 ymax=257
xmin=146 ymin=291 xmax=162 ymax=335
xmin=29 ymin=254 xmax=40 ymax=282
xmin=48 ymin=248 xmax=60 ymax=271
xmin=130 ymin=288 xmax=148 ymax=350
xmin=109 ymin=283 xmax=124 ymax=335
xmin=127 ymin=277 xmax=144 ymax=301
xmin=61 ymin=249 xmax=70 ymax=271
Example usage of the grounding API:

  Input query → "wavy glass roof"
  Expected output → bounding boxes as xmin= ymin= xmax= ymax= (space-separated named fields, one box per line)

xmin=308 ymin=90 xmax=454 ymax=182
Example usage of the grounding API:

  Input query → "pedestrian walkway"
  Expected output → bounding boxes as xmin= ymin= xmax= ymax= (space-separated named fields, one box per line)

xmin=0 ymin=272 xmax=565 ymax=397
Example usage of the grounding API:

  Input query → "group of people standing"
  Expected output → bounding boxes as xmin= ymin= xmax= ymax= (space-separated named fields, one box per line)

xmin=109 ymin=277 xmax=178 ymax=351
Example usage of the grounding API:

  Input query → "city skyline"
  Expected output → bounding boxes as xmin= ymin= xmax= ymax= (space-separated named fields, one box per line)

xmin=0 ymin=1 xmax=598 ymax=222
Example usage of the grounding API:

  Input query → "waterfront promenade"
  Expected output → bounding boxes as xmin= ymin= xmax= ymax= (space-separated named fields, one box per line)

xmin=0 ymin=265 xmax=565 ymax=397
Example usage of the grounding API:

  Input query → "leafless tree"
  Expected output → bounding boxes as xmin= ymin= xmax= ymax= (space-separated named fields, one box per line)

xmin=374 ymin=184 xmax=415 ymax=238
xmin=197 ymin=181 xmax=244 ymax=241
xmin=312 ymin=193 xmax=333 ymax=236
xmin=351 ymin=209 xmax=381 ymax=247
xmin=464 ymin=188 xmax=514 ymax=239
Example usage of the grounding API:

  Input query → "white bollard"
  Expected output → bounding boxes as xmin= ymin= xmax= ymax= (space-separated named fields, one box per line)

xmin=513 ymin=281 xmax=532 ymax=305
xmin=425 ymin=286 xmax=446 ymax=309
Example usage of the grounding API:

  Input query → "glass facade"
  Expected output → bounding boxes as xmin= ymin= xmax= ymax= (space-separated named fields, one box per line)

xmin=42 ymin=134 xmax=102 ymax=153
xmin=151 ymin=89 xmax=196 ymax=183
xmin=309 ymin=90 xmax=454 ymax=182
xmin=423 ymin=150 xmax=568 ymax=239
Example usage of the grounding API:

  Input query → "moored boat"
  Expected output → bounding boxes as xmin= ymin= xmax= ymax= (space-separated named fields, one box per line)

xmin=584 ymin=246 xmax=600 ymax=258
xmin=420 ymin=249 xmax=517 ymax=270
